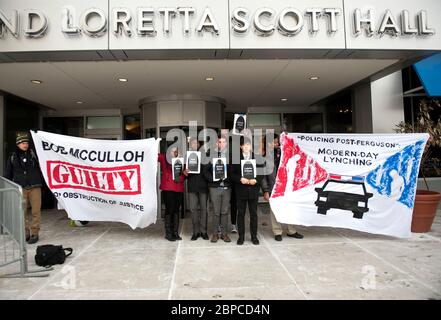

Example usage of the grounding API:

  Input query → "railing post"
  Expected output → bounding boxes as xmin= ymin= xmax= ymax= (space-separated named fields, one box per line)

xmin=0 ymin=177 xmax=52 ymax=278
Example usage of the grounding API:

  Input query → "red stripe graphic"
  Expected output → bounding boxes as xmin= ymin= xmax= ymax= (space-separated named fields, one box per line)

xmin=272 ymin=134 xmax=328 ymax=198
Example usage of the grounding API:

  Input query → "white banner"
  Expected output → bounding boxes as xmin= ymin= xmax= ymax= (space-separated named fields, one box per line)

xmin=31 ymin=131 xmax=160 ymax=229
xmin=270 ymin=133 xmax=429 ymax=238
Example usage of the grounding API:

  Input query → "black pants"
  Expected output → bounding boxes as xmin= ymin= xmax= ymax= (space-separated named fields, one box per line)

xmin=230 ymin=185 xmax=237 ymax=225
xmin=162 ymin=190 xmax=182 ymax=237
xmin=237 ymin=197 xmax=258 ymax=240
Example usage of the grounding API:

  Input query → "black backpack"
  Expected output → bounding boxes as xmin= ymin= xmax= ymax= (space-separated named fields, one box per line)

xmin=35 ymin=245 xmax=73 ymax=267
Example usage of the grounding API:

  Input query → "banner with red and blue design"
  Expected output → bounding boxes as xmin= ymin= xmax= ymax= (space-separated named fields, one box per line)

xmin=270 ymin=133 xmax=429 ymax=238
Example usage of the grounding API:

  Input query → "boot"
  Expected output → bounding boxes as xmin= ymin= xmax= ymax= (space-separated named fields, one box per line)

xmin=28 ymin=234 xmax=39 ymax=244
xmin=164 ymin=214 xmax=175 ymax=241
xmin=173 ymin=213 xmax=182 ymax=240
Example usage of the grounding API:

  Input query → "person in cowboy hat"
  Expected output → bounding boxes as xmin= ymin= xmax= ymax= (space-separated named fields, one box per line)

xmin=5 ymin=132 xmax=43 ymax=244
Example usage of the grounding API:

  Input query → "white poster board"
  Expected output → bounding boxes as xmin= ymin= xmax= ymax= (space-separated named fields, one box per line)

xmin=213 ymin=157 xmax=227 ymax=181
xmin=172 ymin=157 xmax=184 ymax=182
xmin=186 ymin=151 xmax=201 ymax=174
xmin=233 ymin=114 xmax=247 ymax=135
xmin=241 ymin=159 xmax=257 ymax=179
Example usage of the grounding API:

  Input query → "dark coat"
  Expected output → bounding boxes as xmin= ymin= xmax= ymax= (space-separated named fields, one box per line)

xmin=187 ymin=164 xmax=208 ymax=193
xmin=5 ymin=148 xmax=43 ymax=189
xmin=230 ymin=152 xmax=265 ymax=200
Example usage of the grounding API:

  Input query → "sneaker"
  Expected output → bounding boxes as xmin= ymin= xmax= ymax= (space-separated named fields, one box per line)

xmin=223 ymin=234 xmax=231 ymax=243
xmin=287 ymin=232 xmax=304 ymax=239
xmin=210 ymin=234 xmax=219 ymax=243
xmin=251 ymin=237 xmax=260 ymax=245
xmin=201 ymin=233 xmax=209 ymax=240
xmin=275 ymin=235 xmax=282 ymax=241
xmin=191 ymin=233 xmax=200 ymax=241
xmin=237 ymin=238 xmax=244 ymax=245
xmin=231 ymin=225 xmax=237 ymax=233
xmin=27 ymin=235 xmax=39 ymax=244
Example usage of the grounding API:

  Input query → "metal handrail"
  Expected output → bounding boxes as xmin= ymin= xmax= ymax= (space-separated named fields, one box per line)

xmin=0 ymin=176 xmax=52 ymax=278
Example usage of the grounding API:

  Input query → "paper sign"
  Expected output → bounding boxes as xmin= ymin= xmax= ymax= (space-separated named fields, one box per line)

xmin=241 ymin=159 xmax=256 ymax=179
xmin=213 ymin=157 xmax=227 ymax=181
xmin=186 ymin=151 xmax=201 ymax=174
xmin=233 ymin=114 xmax=247 ymax=135
xmin=172 ymin=157 xmax=184 ymax=182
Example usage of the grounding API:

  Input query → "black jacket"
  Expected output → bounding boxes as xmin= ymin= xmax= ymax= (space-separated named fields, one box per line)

xmin=230 ymin=152 xmax=265 ymax=200
xmin=187 ymin=164 xmax=208 ymax=193
xmin=203 ymin=149 xmax=233 ymax=189
xmin=5 ymin=148 xmax=43 ymax=189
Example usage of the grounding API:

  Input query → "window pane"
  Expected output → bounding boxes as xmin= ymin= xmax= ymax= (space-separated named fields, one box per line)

xmin=43 ymin=117 xmax=84 ymax=137
xmin=87 ymin=116 xmax=121 ymax=129
xmin=248 ymin=113 xmax=281 ymax=127
xmin=124 ymin=114 xmax=141 ymax=140
xmin=283 ymin=113 xmax=324 ymax=133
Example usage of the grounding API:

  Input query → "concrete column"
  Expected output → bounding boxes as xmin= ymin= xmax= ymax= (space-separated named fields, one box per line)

xmin=353 ymin=71 xmax=404 ymax=133
xmin=352 ymin=83 xmax=373 ymax=133
xmin=0 ymin=95 xmax=4 ymax=176
xmin=139 ymin=94 xmax=226 ymax=218
xmin=371 ymin=71 xmax=405 ymax=133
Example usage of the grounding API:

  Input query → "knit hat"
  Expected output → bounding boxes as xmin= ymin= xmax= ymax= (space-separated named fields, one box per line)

xmin=16 ymin=132 xmax=30 ymax=145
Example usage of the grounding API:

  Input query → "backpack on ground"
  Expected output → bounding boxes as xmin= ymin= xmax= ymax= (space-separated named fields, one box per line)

xmin=35 ymin=245 xmax=73 ymax=267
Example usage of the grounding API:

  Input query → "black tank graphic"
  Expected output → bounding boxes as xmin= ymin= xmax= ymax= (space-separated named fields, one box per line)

xmin=214 ymin=159 xmax=226 ymax=180
xmin=173 ymin=159 xmax=183 ymax=183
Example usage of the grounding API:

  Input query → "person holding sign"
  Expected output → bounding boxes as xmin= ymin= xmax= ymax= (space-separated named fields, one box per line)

xmin=203 ymin=135 xmax=232 ymax=243
xmin=184 ymin=138 xmax=209 ymax=241
xmin=158 ymin=147 xmax=186 ymax=241
xmin=262 ymin=135 xmax=303 ymax=241
xmin=5 ymin=132 xmax=43 ymax=244
xmin=231 ymin=136 xmax=264 ymax=245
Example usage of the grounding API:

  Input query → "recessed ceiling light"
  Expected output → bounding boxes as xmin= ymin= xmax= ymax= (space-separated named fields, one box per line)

xmin=281 ymin=98 xmax=288 ymax=102
xmin=76 ymin=101 xmax=83 ymax=104
xmin=205 ymin=77 xmax=214 ymax=81
xmin=310 ymin=76 xmax=320 ymax=81
xmin=118 ymin=78 xmax=128 ymax=82
xmin=30 ymin=80 xmax=42 ymax=84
